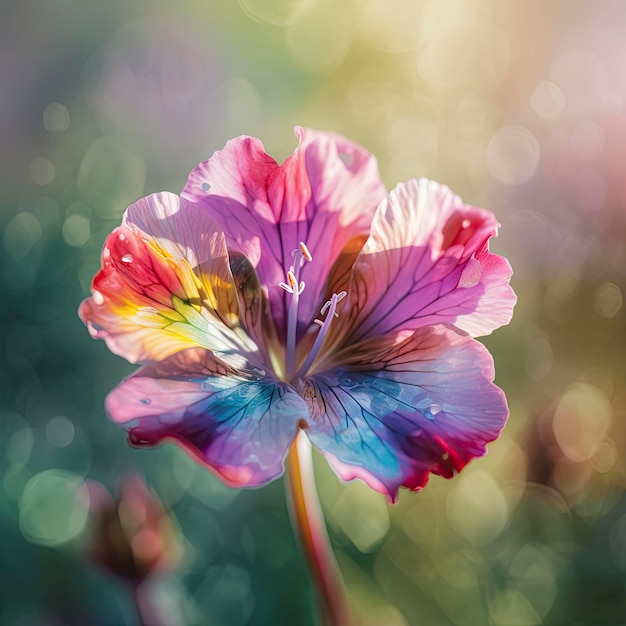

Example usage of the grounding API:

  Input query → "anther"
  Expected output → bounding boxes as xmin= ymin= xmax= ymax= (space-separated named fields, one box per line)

xmin=299 ymin=242 xmax=313 ymax=262
xmin=287 ymin=270 xmax=298 ymax=290
xmin=319 ymin=291 xmax=345 ymax=316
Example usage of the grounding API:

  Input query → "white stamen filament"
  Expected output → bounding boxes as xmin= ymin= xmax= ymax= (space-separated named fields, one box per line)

xmin=295 ymin=291 xmax=346 ymax=379
xmin=285 ymin=243 xmax=313 ymax=377
xmin=284 ymin=242 xmax=344 ymax=379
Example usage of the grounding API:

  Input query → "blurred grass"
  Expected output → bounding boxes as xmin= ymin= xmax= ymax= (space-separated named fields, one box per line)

xmin=2 ymin=0 xmax=626 ymax=624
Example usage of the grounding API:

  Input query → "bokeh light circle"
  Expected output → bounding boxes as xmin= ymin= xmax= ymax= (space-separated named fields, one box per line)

xmin=238 ymin=0 xmax=316 ymax=26
xmin=19 ymin=470 xmax=89 ymax=546
xmin=43 ymin=102 xmax=70 ymax=132
xmin=487 ymin=125 xmax=540 ymax=186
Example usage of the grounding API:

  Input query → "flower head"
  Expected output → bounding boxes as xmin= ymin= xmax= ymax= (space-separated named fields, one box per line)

xmin=80 ymin=127 xmax=515 ymax=501
xmin=87 ymin=475 xmax=181 ymax=582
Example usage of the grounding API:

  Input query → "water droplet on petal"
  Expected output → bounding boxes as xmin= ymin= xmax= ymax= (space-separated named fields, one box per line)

xmin=119 ymin=233 xmax=126 ymax=241
xmin=424 ymin=404 xmax=442 ymax=420
xmin=121 ymin=253 xmax=133 ymax=263
xmin=103 ymin=247 xmax=111 ymax=259
xmin=201 ymin=182 xmax=211 ymax=191
xmin=93 ymin=290 xmax=104 ymax=305
xmin=461 ymin=219 xmax=471 ymax=228
xmin=140 ymin=398 xmax=151 ymax=405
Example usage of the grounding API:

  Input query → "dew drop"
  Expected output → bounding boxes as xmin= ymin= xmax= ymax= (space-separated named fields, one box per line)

xmin=92 ymin=290 xmax=104 ymax=305
xmin=121 ymin=253 xmax=133 ymax=263
xmin=140 ymin=398 xmax=151 ymax=405
xmin=425 ymin=403 xmax=442 ymax=420
xmin=201 ymin=182 xmax=211 ymax=191
xmin=103 ymin=247 xmax=111 ymax=259
xmin=461 ymin=219 xmax=471 ymax=228
xmin=119 ymin=233 xmax=126 ymax=241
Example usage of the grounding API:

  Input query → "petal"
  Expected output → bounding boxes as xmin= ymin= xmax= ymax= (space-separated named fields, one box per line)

xmin=106 ymin=348 xmax=308 ymax=487
xmin=302 ymin=326 xmax=508 ymax=501
xmin=79 ymin=192 xmax=259 ymax=366
xmin=337 ymin=179 xmax=516 ymax=343
xmin=181 ymin=127 xmax=387 ymax=337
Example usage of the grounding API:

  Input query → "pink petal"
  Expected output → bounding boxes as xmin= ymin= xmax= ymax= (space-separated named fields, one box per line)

xmin=181 ymin=127 xmax=387 ymax=340
xmin=79 ymin=192 xmax=259 ymax=365
xmin=106 ymin=348 xmax=307 ymax=487
xmin=303 ymin=325 xmax=509 ymax=501
xmin=338 ymin=179 xmax=516 ymax=343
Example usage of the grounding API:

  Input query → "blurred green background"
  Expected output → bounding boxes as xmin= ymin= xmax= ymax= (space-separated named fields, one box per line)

xmin=2 ymin=1 xmax=626 ymax=624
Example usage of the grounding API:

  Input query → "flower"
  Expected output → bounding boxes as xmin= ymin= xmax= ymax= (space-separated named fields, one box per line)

xmin=79 ymin=127 xmax=515 ymax=501
xmin=87 ymin=475 xmax=182 ymax=582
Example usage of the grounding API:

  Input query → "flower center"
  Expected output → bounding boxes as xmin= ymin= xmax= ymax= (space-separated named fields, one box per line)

xmin=279 ymin=242 xmax=346 ymax=380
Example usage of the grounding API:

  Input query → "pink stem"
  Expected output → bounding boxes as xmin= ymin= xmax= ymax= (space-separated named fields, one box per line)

xmin=285 ymin=431 xmax=352 ymax=626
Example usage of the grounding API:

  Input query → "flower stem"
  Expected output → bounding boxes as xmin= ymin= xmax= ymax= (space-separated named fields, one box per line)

xmin=285 ymin=431 xmax=352 ymax=626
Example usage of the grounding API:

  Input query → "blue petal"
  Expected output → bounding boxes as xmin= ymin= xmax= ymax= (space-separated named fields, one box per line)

xmin=106 ymin=348 xmax=307 ymax=487
xmin=303 ymin=326 xmax=508 ymax=501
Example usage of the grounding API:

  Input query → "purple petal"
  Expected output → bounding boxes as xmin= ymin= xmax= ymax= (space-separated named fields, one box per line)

xmin=338 ymin=179 xmax=516 ymax=343
xmin=181 ymin=127 xmax=387 ymax=339
xmin=303 ymin=325 xmax=509 ymax=501
xmin=106 ymin=348 xmax=307 ymax=487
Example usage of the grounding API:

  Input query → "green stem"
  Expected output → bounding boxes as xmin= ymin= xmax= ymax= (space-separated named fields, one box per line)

xmin=285 ymin=431 xmax=352 ymax=626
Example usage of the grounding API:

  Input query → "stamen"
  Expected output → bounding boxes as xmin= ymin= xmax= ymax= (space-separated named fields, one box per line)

xmin=285 ymin=268 xmax=301 ymax=378
xmin=296 ymin=291 xmax=346 ymax=378
xmin=284 ymin=241 xmax=315 ymax=378
xmin=299 ymin=242 xmax=313 ymax=263
xmin=282 ymin=237 xmax=344 ymax=377
xmin=287 ymin=270 xmax=298 ymax=290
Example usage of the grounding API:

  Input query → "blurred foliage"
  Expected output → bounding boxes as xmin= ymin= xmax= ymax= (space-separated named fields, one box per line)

xmin=2 ymin=0 xmax=626 ymax=624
